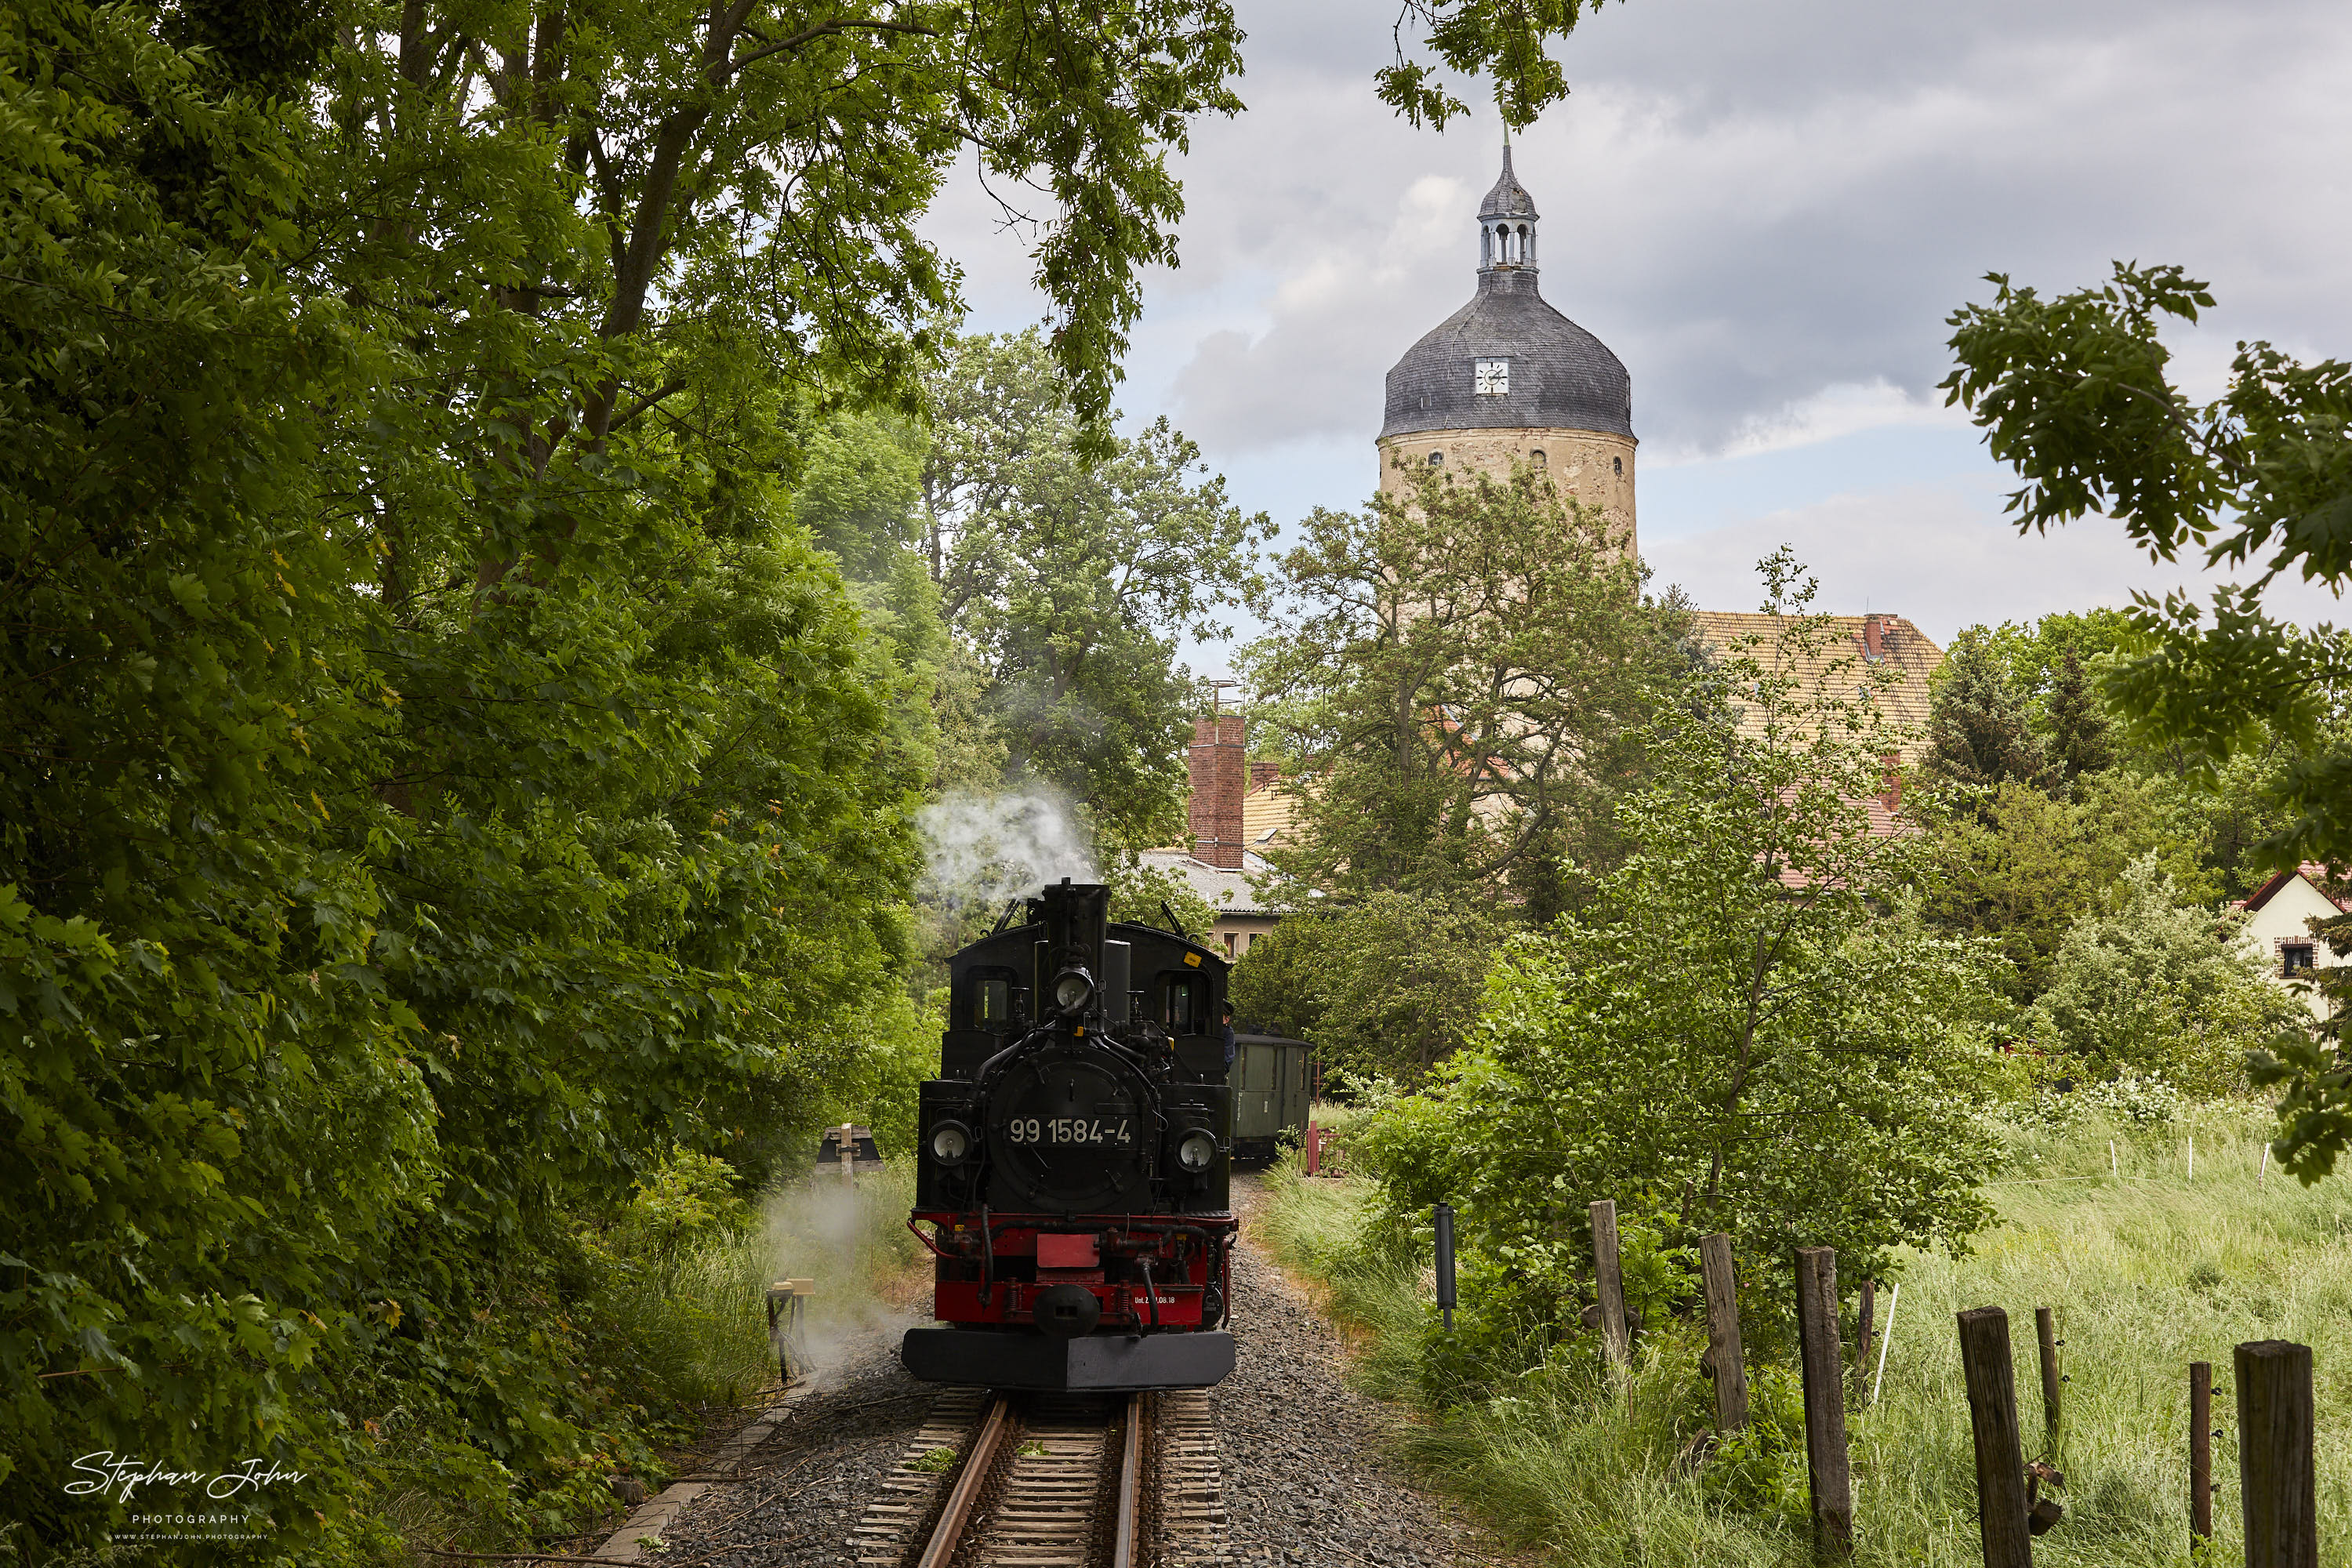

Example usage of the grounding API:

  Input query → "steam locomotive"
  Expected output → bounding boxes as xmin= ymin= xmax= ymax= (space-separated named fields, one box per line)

xmin=901 ymin=880 xmax=1238 ymax=1392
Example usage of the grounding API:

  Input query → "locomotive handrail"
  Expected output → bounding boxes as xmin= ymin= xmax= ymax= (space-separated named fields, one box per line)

xmin=904 ymin=1217 xmax=953 ymax=1258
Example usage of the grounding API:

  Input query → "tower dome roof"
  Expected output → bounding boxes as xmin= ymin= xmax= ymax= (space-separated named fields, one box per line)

xmin=1382 ymin=148 xmax=1632 ymax=443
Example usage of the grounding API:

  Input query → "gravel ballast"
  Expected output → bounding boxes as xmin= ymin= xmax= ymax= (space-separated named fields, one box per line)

xmin=1214 ymin=1178 xmax=1503 ymax=1567
xmin=648 ymin=1309 xmax=938 ymax=1567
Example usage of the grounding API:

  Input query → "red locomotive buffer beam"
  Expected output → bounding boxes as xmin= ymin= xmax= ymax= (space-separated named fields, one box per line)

xmin=903 ymin=1211 xmax=1237 ymax=1390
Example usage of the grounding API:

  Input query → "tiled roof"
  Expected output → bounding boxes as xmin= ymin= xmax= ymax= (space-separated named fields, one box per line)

xmin=1688 ymin=611 xmax=1944 ymax=764
xmin=1138 ymin=849 xmax=1289 ymax=920
xmin=1243 ymin=779 xmax=1306 ymax=848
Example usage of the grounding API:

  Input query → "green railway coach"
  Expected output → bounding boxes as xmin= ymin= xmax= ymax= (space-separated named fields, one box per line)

xmin=1229 ymin=1033 xmax=1312 ymax=1164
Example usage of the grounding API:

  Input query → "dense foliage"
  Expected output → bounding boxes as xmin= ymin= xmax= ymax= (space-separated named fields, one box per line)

xmin=0 ymin=0 xmax=1291 ymax=1552
xmin=2025 ymin=855 xmax=2303 ymax=1095
xmin=1944 ymin=263 xmax=2352 ymax=1174
xmin=1243 ymin=462 xmax=1693 ymax=911
xmin=1355 ymin=559 xmax=2010 ymax=1373
xmin=1229 ymin=892 xmax=1504 ymax=1080
xmin=922 ymin=329 xmax=1270 ymax=853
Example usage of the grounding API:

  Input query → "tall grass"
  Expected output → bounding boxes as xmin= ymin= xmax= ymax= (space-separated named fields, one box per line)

xmin=593 ymin=1157 xmax=925 ymax=1413
xmin=1261 ymin=1105 xmax=2352 ymax=1566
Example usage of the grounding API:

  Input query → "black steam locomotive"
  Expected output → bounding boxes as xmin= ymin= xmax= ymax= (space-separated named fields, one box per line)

xmin=900 ymin=880 xmax=1237 ymax=1392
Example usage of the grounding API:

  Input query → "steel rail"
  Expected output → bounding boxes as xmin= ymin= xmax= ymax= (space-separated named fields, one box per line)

xmin=1109 ymin=1391 xmax=1147 ymax=1568
xmin=913 ymin=1392 xmax=1012 ymax=1568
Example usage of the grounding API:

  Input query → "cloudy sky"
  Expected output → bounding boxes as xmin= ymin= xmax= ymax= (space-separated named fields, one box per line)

xmin=923 ymin=0 xmax=2351 ymax=659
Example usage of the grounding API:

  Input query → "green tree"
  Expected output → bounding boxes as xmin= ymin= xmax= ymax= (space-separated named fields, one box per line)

xmin=1360 ymin=555 xmax=2008 ymax=1345
xmin=1243 ymin=461 xmax=1691 ymax=908
xmin=1229 ymin=894 xmax=1504 ymax=1082
xmin=2044 ymin=645 xmax=2117 ymax=781
xmin=1913 ymin=770 xmax=2212 ymax=1001
xmin=924 ymin=330 xmax=1270 ymax=848
xmin=1923 ymin=633 xmax=2049 ymax=792
xmin=1228 ymin=913 xmax=1332 ymax=1042
xmin=2027 ymin=855 xmax=2304 ymax=1095
xmin=1944 ymin=262 xmax=2352 ymax=1174
xmin=0 ymin=5 xmax=441 ymax=1542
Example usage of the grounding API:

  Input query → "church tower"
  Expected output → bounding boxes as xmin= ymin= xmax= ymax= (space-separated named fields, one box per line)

xmin=1377 ymin=147 xmax=1636 ymax=552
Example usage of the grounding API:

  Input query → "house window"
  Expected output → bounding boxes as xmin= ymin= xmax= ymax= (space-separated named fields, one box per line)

xmin=1222 ymin=932 xmax=1236 ymax=957
xmin=1613 ymin=456 xmax=1623 ymax=476
xmin=2285 ymin=944 xmax=2316 ymax=977
xmin=1530 ymin=449 xmax=1546 ymax=468
xmin=1246 ymin=931 xmax=1261 ymax=951
xmin=1427 ymin=450 xmax=1444 ymax=467
xmin=1475 ymin=359 xmax=1509 ymax=396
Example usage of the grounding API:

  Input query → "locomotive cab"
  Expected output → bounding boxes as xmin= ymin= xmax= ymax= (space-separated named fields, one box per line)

xmin=904 ymin=879 xmax=1239 ymax=1392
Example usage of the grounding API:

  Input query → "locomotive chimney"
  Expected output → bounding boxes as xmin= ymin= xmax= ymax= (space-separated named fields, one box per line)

xmin=1189 ymin=715 xmax=1247 ymax=870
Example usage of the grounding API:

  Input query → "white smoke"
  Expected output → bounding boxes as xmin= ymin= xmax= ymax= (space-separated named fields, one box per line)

xmin=761 ymin=1172 xmax=917 ymax=1391
xmin=917 ymin=787 xmax=1096 ymax=910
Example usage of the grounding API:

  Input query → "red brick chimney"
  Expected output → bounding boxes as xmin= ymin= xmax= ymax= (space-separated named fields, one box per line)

xmin=1249 ymin=760 xmax=1279 ymax=791
xmin=1188 ymin=716 xmax=1247 ymax=869
xmin=1878 ymin=750 xmax=1904 ymax=814
xmin=1863 ymin=614 xmax=1890 ymax=659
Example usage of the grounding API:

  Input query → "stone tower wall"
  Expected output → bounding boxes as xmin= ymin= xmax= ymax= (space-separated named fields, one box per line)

xmin=1375 ymin=426 xmax=1637 ymax=557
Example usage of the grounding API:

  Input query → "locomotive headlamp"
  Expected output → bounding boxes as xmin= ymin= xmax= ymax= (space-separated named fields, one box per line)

xmin=929 ymin=1120 xmax=974 ymax=1164
xmin=1051 ymin=967 xmax=1095 ymax=1014
xmin=1175 ymin=1129 xmax=1218 ymax=1173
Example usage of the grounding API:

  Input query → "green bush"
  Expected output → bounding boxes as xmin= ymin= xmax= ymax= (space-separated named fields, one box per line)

xmin=2027 ymin=855 xmax=2305 ymax=1094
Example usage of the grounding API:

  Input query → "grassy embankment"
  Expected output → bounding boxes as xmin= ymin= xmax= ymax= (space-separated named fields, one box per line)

xmin=1261 ymin=1103 xmax=2352 ymax=1567
xmin=376 ymin=1160 xmax=923 ymax=1560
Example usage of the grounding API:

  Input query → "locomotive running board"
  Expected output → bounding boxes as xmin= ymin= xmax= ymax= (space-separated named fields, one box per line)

xmin=900 ymin=1327 xmax=1236 ymax=1392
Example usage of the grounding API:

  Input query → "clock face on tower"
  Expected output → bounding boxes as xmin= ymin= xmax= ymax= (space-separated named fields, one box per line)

xmin=1474 ymin=359 xmax=1510 ymax=396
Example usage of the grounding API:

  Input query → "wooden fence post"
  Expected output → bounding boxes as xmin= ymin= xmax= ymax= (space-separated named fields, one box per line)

xmin=1699 ymin=1232 xmax=1748 ymax=1436
xmin=1590 ymin=1199 xmax=1630 ymax=1367
xmin=2034 ymin=1308 xmax=2063 ymax=1448
xmin=1958 ymin=1305 xmax=2034 ymax=1568
xmin=1795 ymin=1247 xmax=1854 ymax=1560
xmin=2236 ymin=1340 xmax=2317 ymax=1568
xmin=1856 ymin=1277 xmax=1876 ymax=1387
xmin=2190 ymin=1360 xmax=2213 ymax=1548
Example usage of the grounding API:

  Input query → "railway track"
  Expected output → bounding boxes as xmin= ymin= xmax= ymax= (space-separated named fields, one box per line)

xmin=852 ymin=1387 xmax=1227 ymax=1568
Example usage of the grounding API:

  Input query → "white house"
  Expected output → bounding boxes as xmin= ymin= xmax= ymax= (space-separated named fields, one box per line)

xmin=2236 ymin=864 xmax=2350 ymax=1022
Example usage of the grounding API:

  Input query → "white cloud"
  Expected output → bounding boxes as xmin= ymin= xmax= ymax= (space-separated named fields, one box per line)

xmin=1657 ymin=379 xmax=1969 ymax=466
xmin=912 ymin=0 xmax=2352 ymax=639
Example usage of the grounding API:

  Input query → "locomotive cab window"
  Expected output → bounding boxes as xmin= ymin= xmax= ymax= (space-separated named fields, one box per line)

xmin=968 ymin=968 xmax=1018 ymax=1028
xmin=1163 ymin=975 xmax=1207 ymax=1033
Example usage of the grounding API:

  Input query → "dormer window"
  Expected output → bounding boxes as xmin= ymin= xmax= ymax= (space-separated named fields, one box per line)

xmin=1475 ymin=360 xmax=1509 ymax=396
